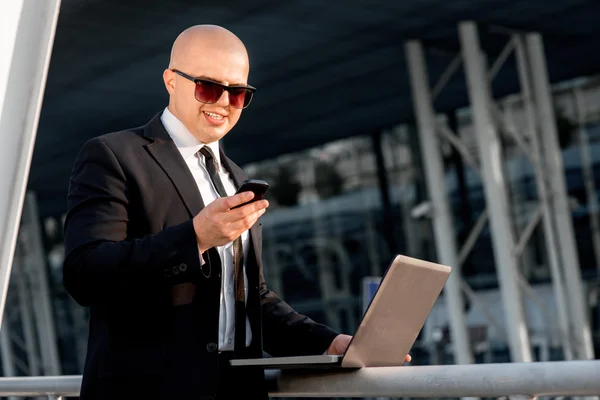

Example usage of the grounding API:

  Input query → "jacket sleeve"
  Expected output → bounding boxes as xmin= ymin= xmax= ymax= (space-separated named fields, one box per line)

xmin=259 ymin=270 xmax=339 ymax=357
xmin=63 ymin=137 xmax=200 ymax=306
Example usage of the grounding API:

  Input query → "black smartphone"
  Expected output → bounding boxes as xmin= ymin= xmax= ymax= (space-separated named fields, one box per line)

xmin=233 ymin=179 xmax=269 ymax=208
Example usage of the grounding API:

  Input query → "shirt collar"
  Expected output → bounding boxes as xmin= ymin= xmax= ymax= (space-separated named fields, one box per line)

xmin=160 ymin=107 xmax=222 ymax=166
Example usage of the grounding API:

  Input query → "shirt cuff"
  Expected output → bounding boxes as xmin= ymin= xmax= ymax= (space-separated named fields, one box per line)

xmin=198 ymin=246 xmax=206 ymax=266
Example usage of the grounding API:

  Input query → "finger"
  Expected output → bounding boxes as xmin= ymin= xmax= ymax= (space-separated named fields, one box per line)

xmin=226 ymin=199 xmax=269 ymax=222
xmin=405 ymin=354 xmax=412 ymax=363
xmin=238 ymin=199 xmax=269 ymax=214
xmin=220 ymin=192 xmax=255 ymax=210
xmin=228 ymin=207 xmax=266 ymax=233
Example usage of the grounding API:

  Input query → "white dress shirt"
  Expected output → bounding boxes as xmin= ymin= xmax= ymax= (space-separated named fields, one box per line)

xmin=161 ymin=107 xmax=252 ymax=351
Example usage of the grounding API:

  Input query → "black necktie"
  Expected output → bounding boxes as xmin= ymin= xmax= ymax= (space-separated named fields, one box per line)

xmin=199 ymin=146 xmax=246 ymax=356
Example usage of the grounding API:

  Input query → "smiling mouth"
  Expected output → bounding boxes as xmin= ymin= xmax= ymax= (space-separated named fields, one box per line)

xmin=204 ymin=111 xmax=225 ymax=120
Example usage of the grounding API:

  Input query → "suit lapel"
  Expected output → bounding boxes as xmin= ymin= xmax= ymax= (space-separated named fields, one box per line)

xmin=143 ymin=113 xmax=205 ymax=217
xmin=141 ymin=114 xmax=262 ymax=268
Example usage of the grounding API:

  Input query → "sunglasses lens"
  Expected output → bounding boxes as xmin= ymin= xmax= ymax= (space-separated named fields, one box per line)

xmin=229 ymin=88 xmax=253 ymax=109
xmin=195 ymin=81 xmax=223 ymax=104
xmin=194 ymin=79 xmax=254 ymax=109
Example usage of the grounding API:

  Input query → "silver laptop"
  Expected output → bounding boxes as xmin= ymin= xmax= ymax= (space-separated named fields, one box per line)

xmin=231 ymin=254 xmax=451 ymax=369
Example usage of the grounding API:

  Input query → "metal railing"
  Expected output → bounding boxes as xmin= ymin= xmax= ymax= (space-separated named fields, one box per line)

xmin=0 ymin=360 xmax=599 ymax=399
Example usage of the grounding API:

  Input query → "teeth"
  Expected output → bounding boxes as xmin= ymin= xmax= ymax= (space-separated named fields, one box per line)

xmin=205 ymin=111 xmax=223 ymax=120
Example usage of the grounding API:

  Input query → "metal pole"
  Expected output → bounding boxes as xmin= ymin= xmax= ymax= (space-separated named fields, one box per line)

xmin=22 ymin=193 xmax=61 ymax=375
xmin=372 ymin=131 xmax=397 ymax=254
xmin=574 ymin=87 xmax=600 ymax=272
xmin=513 ymin=36 xmax=574 ymax=360
xmin=0 ymin=0 xmax=62 ymax=329
xmin=405 ymin=124 xmax=430 ymax=262
xmin=14 ymin=256 xmax=41 ymax=375
xmin=0 ymin=319 xmax=18 ymax=400
xmin=0 ymin=362 xmax=600 ymax=398
xmin=458 ymin=21 xmax=532 ymax=362
xmin=308 ymin=158 xmax=341 ymax=331
xmin=0 ymin=319 xmax=16 ymax=377
xmin=526 ymin=33 xmax=595 ymax=360
xmin=353 ymin=141 xmax=383 ymax=276
xmin=0 ymin=375 xmax=81 ymax=398
xmin=405 ymin=40 xmax=473 ymax=365
xmin=271 ymin=360 xmax=600 ymax=398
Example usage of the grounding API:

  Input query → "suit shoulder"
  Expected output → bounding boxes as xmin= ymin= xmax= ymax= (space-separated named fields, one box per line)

xmin=92 ymin=125 xmax=148 ymax=149
xmin=77 ymin=126 xmax=149 ymax=162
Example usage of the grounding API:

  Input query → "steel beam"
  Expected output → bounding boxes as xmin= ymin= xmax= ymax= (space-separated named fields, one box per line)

xmin=21 ymin=193 xmax=61 ymax=374
xmin=0 ymin=0 xmax=61 ymax=329
xmin=272 ymin=361 xmax=600 ymax=398
xmin=458 ymin=21 xmax=532 ymax=362
xmin=574 ymin=87 xmax=600 ymax=273
xmin=405 ymin=40 xmax=473 ymax=365
xmin=526 ymin=33 xmax=594 ymax=360
xmin=513 ymin=36 xmax=574 ymax=360
xmin=1 ymin=361 xmax=600 ymax=398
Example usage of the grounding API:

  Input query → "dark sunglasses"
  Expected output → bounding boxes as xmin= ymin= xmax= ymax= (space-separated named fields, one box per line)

xmin=171 ymin=69 xmax=256 ymax=109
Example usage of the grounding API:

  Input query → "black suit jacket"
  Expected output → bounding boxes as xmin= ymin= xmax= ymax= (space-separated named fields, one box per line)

xmin=63 ymin=113 xmax=338 ymax=400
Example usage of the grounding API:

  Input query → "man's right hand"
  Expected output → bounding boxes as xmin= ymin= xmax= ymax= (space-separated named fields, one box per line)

xmin=193 ymin=191 xmax=268 ymax=252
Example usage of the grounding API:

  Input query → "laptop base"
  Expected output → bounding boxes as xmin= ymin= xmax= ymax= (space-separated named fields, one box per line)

xmin=230 ymin=355 xmax=343 ymax=369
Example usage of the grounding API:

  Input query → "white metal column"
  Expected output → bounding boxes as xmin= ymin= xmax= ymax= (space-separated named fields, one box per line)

xmin=459 ymin=21 xmax=532 ymax=362
xmin=0 ymin=318 xmax=16 ymax=378
xmin=0 ymin=317 xmax=18 ymax=400
xmin=21 ymin=193 xmax=61 ymax=375
xmin=405 ymin=40 xmax=473 ymax=365
xmin=574 ymin=87 xmax=600 ymax=273
xmin=14 ymin=261 xmax=41 ymax=375
xmin=526 ymin=33 xmax=595 ymax=360
xmin=513 ymin=36 xmax=574 ymax=360
xmin=0 ymin=0 xmax=62 ymax=328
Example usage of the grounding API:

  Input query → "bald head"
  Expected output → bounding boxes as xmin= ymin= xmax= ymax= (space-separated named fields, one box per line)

xmin=163 ymin=25 xmax=252 ymax=144
xmin=168 ymin=25 xmax=248 ymax=71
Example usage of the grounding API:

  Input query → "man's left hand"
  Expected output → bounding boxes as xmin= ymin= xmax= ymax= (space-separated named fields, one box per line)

xmin=326 ymin=334 xmax=412 ymax=363
xmin=326 ymin=334 xmax=352 ymax=355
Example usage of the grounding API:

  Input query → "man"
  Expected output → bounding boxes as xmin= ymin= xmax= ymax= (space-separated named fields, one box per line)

xmin=63 ymin=25 xmax=358 ymax=400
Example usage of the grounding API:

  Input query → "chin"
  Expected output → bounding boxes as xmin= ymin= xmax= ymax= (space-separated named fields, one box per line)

xmin=199 ymin=127 xmax=229 ymax=143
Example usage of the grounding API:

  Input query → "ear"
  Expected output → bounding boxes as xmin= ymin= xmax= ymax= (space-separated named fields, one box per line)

xmin=163 ymin=69 xmax=175 ymax=95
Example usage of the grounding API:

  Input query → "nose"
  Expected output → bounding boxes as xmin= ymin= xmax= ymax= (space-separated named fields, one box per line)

xmin=216 ymin=90 xmax=230 ymax=107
